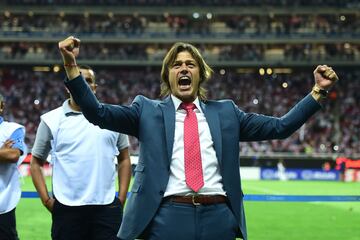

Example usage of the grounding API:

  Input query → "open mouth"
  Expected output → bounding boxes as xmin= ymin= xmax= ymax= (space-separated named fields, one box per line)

xmin=178 ymin=76 xmax=192 ymax=89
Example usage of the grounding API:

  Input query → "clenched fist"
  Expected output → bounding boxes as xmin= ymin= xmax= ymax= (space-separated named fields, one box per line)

xmin=58 ymin=36 xmax=81 ymax=66
xmin=58 ymin=36 xmax=81 ymax=79
xmin=313 ymin=65 xmax=339 ymax=91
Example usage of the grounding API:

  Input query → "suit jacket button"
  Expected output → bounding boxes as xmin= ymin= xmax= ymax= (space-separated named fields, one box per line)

xmin=159 ymin=190 xmax=164 ymax=196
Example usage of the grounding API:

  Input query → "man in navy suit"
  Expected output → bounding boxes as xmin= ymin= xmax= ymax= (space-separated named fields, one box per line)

xmin=58 ymin=36 xmax=338 ymax=240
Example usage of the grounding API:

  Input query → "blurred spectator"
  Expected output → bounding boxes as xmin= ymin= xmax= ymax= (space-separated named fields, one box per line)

xmin=322 ymin=161 xmax=331 ymax=171
xmin=4 ymin=0 xmax=360 ymax=7
xmin=1 ymin=13 xmax=360 ymax=38
xmin=1 ymin=42 xmax=359 ymax=62
xmin=277 ymin=159 xmax=288 ymax=181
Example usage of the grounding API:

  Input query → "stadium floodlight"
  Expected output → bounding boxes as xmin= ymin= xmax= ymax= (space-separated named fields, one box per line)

xmin=193 ymin=12 xmax=200 ymax=19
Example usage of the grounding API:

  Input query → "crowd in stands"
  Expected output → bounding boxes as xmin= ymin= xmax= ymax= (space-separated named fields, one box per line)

xmin=1 ymin=13 xmax=359 ymax=38
xmin=1 ymin=1 xmax=358 ymax=157
xmin=1 ymin=12 xmax=358 ymax=64
xmin=1 ymin=42 xmax=359 ymax=62
xmin=0 ymin=67 xmax=358 ymax=156
xmin=3 ymin=0 xmax=360 ymax=7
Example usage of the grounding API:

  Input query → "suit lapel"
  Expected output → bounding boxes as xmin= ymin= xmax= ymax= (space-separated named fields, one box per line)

xmin=160 ymin=98 xmax=223 ymax=166
xmin=160 ymin=96 xmax=175 ymax=165
xmin=201 ymin=101 xmax=223 ymax=166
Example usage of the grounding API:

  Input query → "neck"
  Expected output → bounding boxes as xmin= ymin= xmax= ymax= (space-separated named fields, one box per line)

xmin=69 ymin=98 xmax=81 ymax=112
xmin=177 ymin=95 xmax=196 ymax=103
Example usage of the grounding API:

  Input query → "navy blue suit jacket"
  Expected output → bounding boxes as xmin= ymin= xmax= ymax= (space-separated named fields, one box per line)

xmin=66 ymin=75 xmax=321 ymax=240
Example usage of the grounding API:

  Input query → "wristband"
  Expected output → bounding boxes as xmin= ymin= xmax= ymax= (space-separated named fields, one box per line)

xmin=44 ymin=197 xmax=51 ymax=205
xmin=312 ymin=85 xmax=328 ymax=98
xmin=64 ymin=63 xmax=77 ymax=67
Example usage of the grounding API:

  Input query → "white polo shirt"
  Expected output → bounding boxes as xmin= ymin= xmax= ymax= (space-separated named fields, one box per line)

xmin=0 ymin=121 xmax=26 ymax=214
xmin=32 ymin=100 xmax=129 ymax=206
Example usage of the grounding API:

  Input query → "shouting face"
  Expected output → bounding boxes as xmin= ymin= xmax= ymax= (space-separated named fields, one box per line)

xmin=168 ymin=51 xmax=200 ymax=103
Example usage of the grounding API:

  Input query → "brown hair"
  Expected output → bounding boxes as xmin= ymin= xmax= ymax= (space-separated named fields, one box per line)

xmin=160 ymin=42 xmax=213 ymax=101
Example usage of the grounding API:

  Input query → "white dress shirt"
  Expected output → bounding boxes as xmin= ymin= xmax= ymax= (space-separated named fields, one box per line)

xmin=164 ymin=95 xmax=226 ymax=197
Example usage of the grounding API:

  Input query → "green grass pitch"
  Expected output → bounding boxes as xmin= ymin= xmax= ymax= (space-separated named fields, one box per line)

xmin=16 ymin=177 xmax=360 ymax=240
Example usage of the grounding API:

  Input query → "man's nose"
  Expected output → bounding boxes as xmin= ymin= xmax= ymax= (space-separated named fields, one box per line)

xmin=180 ymin=64 xmax=189 ymax=73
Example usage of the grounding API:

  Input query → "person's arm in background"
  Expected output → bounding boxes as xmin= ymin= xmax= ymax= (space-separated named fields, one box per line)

xmin=30 ymin=120 xmax=54 ymax=212
xmin=0 ymin=128 xmax=25 ymax=163
xmin=117 ymin=135 xmax=131 ymax=206
xmin=0 ymin=140 xmax=20 ymax=163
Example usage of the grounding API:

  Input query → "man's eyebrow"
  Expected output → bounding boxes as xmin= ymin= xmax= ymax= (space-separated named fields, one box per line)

xmin=173 ymin=60 xmax=196 ymax=64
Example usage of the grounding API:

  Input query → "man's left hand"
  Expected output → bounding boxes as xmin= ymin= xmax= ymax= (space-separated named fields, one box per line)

xmin=313 ymin=65 xmax=339 ymax=90
xmin=1 ymin=139 xmax=14 ymax=149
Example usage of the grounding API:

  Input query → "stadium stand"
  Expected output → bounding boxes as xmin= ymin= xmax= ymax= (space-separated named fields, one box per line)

xmin=0 ymin=1 xmax=359 ymax=159
xmin=3 ymin=0 xmax=360 ymax=7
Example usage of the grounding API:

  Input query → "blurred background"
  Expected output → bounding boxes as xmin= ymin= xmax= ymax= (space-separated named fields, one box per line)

xmin=1 ymin=0 xmax=359 ymax=171
xmin=1 ymin=1 xmax=359 ymax=240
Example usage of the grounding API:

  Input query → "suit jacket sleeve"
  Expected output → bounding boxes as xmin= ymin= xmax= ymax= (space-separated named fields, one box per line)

xmin=235 ymin=94 xmax=321 ymax=141
xmin=65 ymin=75 xmax=140 ymax=137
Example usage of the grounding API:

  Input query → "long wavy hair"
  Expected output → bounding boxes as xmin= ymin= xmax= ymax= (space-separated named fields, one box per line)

xmin=160 ymin=42 xmax=213 ymax=101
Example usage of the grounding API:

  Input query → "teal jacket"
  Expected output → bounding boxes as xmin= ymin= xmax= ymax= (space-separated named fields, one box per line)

xmin=66 ymin=75 xmax=321 ymax=240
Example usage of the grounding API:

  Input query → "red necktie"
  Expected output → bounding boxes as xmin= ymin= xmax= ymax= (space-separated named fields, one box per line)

xmin=181 ymin=102 xmax=204 ymax=192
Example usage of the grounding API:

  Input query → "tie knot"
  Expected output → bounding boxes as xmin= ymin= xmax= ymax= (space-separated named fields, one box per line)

xmin=180 ymin=102 xmax=196 ymax=112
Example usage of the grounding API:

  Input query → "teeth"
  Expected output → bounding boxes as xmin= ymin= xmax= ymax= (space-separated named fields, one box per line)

xmin=178 ymin=76 xmax=191 ymax=86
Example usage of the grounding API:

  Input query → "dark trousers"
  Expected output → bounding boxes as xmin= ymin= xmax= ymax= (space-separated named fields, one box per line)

xmin=51 ymin=197 xmax=122 ymax=240
xmin=0 ymin=209 xmax=19 ymax=240
xmin=143 ymin=201 xmax=239 ymax=240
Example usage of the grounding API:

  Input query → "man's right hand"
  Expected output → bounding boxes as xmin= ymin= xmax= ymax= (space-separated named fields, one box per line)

xmin=58 ymin=36 xmax=81 ymax=80
xmin=43 ymin=197 xmax=55 ymax=213
xmin=58 ymin=36 xmax=80 ymax=65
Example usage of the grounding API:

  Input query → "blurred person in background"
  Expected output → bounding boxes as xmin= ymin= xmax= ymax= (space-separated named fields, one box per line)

xmin=322 ymin=161 xmax=331 ymax=172
xmin=339 ymin=161 xmax=346 ymax=181
xmin=30 ymin=66 xmax=131 ymax=240
xmin=277 ymin=159 xmax=288 ymax=181
xmin=0 ymin=94 xmax=26 ymax=240
xmin=335 ymin=156 xmax=349 ymax=182
xmin=59 ymin=36 xmax=338 ymax=240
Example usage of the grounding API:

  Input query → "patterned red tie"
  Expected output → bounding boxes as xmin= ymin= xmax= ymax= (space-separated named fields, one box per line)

xmin=181 ymin=102 xmax=204 ymax=192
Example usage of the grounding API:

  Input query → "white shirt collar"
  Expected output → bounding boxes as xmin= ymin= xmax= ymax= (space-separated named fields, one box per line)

xmin=170 ymin=95 xmax=203 ymax=113
xmin=62 ymin=99 xmax=82 ymax=116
